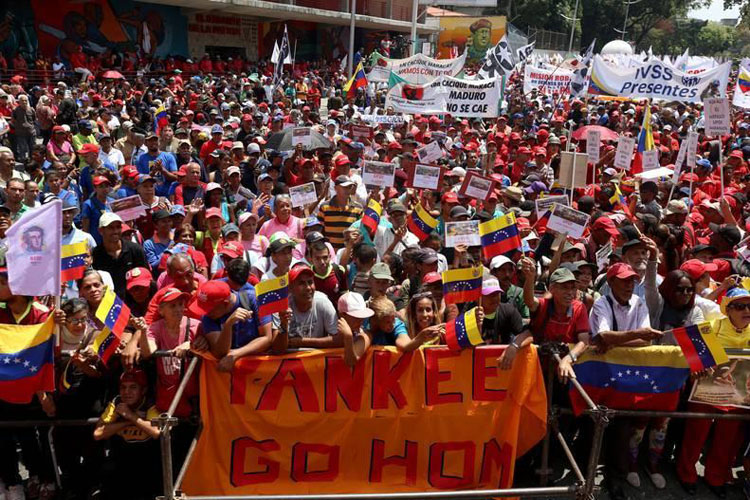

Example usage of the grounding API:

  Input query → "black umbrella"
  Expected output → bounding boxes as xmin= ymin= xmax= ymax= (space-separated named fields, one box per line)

xmin=266 ymin=127 xmax=332 ymax=152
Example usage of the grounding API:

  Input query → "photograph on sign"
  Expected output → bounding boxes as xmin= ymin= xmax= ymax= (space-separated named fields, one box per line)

xmin=558 ymin=152 xmax=589 ymax=188
xmin=596 ymin=241 xmax=613 ymax=272
xmin=614 ymin=136 xmax=635 ymax=170
xmin=289 ymin=182 xmax=319 ymax=208
xmin=409 ymin=164 xmax=444 ymax=190
xmin=642 ymin=149 xmax=660 ymax=171
xmin=109 ymin=194 xmax=145 ymax=221
xmin=292 ymin=127 xmax=312 ymax=147
xmin=458 ymin=171 xmax=495 ymax=201
xmin=546 ymin=204 xmax=590 ymax=239
xmin=445 ymin=220 xmax=481 ymax=248
xmin=704 ymin=97 xmax=730 ymax=137
xmin=350 ymin=124 xmax=373 ymax=142
xmin=417 ymin=141 xmax=443 ymax=164
xmin=535 ymin=195 xmax=569 ymax=215
xmin=689 ymin=358 xmax=750 ymax=410
xmin=362 ymin=161 xmax=396 ymax=187
xmin=586 ymin=129 xmax=601 ymax=164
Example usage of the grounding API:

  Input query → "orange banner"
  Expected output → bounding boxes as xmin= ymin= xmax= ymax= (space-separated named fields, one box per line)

xmin=182 ymin=345 xmax=547 ymax=496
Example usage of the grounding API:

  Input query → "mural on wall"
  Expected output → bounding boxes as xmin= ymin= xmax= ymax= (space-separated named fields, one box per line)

xmin=0 ymin=0 xmax=187 ymax=65
xmin=437 ymin=16 xmax=506 ymax=63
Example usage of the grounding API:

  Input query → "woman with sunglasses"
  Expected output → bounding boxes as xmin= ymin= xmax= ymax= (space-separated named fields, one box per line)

xmin=677 ymin=287 xmax=750 ymax=497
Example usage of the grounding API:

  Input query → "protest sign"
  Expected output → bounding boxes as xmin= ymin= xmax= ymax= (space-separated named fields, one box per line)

xmin=596 ymin=241 xmax=613 ymax=272
xmin=641 ymin=149 xmax=659 ymax=171
xmin=523 ymin=65 xmax=573 ymax=94
xmin=558 ymin=152 xmax=589 ymax=188
xmin=458 ymin=171 xmax=495 ymax=201
xmin=686 ymin=131 xmax=698 ymax=168
xmin=689 ymin=357 xmax=750 ymax=410
xmin=292 ymin=127 xmax=312 ymax=147
xmin=445 ymin=220 xmax=481 ymax=247
xmin=586 ymin=129 xmax=601 ymax=164
xmin=416 ymin=141 xmax=443 ymax=164
xmin=109 ymin=194 xmax=146 ymax=221
xmin=672 ymin=138 xmax=688 ymax=182
xmin=289 ymin=182 xmax=318 ymax=208
xmin=535 ymin=195 xmax=569 ymax=215
xmin=182 ymin=346 xmax=547 ymax=496
xmin=386 ymin=77 xmax=502 ymax=118
xmin=408 ymin=164 xmax=444 ymax=190
xmin=704 ymin=97 xmax=731 ymax=137
xmin=635 ymin=166 xmax=674 ymax=180
xmin=614 ymin=136 xmax=635 ymax=170
xmin=373 ymin=51 xmax=468 ymax=84
xmin=350 ymin=124 xmax=373 ymax=142
xmin=588 ymin=56 xmax=731 ymax=103
xmin=362 ymin=161 xmax=396 ymax=187
xmin=546 ymin=204 xmax=590 ymax=239
xmin=360 ymin=115 xmax=405 ymax=125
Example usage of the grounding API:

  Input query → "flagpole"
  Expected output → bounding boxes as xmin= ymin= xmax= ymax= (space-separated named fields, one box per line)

xmin=568 ymin=126 xmax=576 ymax=205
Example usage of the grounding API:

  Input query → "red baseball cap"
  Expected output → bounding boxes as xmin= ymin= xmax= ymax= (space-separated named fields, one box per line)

xmin=422 ymin=272 xmax=442 ymax=285
xmin=517 ymin=146 xmax=532 ymax=155
xmin=289 ymin=264 xmax=314 ymax=283
xmin=79 ymin=143 xmax=100 ymax=155
xmin=93 ymin=176 xmax=110 ymax=186
xmin=680 ymin=259 xmax=718 ymax=281
xmin=157 ymin=287 xmax=190 ymax=305
xmin=205 ymin=207 xmax=223 ymax=219
xmin=388 ymin=141 xmax=402 ymax=150
xmin=218 ymin=241 xmax=243 ymax=259
xmin=441 ymin=191 xmax=459 ymax=204
xmin=125 ymin=267 xmax=152 ymax=290
xmin=729 ymin=150 xmax=744 ymax=160
xmin=592 ymin=217 xmax=619 ymax=237
xmin=189 ymin=280 xmax=231 ymax=317
xmin=606 ymin=262 xmax=638 ymax=281
xmin=122 ymin=165 xmax=139 ymax=179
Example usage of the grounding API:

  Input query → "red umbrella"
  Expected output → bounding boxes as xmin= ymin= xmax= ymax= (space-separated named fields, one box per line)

xmin=101 ymin=70 xmax=124 ymax=80
xmin=571 ymin=125 xmax=618 ymax=142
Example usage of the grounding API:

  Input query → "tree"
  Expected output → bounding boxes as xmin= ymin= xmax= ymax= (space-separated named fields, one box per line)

xmin=695 ymin=22 xmax=736 ymax=54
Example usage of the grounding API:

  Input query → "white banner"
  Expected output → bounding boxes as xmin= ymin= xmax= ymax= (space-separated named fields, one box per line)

xmin=385 ymin=76 xmax=502 ymax=117
xmin=523 ymin=65 xmax=573 ymax=94
xmin=687 ymin=131 xmax=698 ymax=169
xmin=369 ymin=52 xmax=467 ymax=84
xmin=614 ymin=136 xmax=635 ymax=170
xmin=586 ymin=129 xmax=601 ymax=164
xmin=588 ymin=56 xmax=730 ymax=103
xmin=359 ymin=114 xmax=405 ymax=125
xmin=734 ymin=66 xmax=750 ymax=109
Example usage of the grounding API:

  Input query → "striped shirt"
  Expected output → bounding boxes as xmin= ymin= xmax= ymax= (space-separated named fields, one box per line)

xmin=318 ymin=201 xmax=363 ymax=249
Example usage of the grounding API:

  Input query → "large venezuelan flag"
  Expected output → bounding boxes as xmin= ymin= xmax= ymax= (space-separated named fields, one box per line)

xmin=569 ymin=345 xmax=689 ymax=415
xmin=0 ymin=317 xmax=55 ymax=403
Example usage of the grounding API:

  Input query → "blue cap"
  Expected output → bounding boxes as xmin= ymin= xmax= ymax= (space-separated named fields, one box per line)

xmin=351 ymin=142 xmax=365 ymax=150
xmin=62 ymin=197 xmax=78 ymax=211
xmin=170 ymin=205 xmax=186 ymax=217
xmin=512 ymin=113 xmax=524 ymax=119
xmin=211 ymin=124 xmax=224 ymax=134
xmin=305 ymin=216 xmax=322 ymax=228
xmin=696 ymin=158 xmax=712 ymax=169
xmin=78 ymin=119 xmax=92 ymax=129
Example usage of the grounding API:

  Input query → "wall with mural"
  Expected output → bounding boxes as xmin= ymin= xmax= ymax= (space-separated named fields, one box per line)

xmin=0 ymin=0 xmax=187 ymax=65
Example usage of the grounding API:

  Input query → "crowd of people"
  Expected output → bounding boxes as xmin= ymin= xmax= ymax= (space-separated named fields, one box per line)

xmin=0 ymin=44 xmax=748 ymax=500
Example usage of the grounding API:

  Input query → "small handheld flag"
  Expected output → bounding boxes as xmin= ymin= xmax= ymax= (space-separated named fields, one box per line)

xmin=609 ymin=183 xmax=632 ymax=218
xmin=0 ymin=318 xmax=55 ymax=403
xmin=153 ymin=104 xmax=168 ymax=134
xmin=479 ymin=213 xmax=522 ymax=260
xmin=255 ymin=273 xmax=289 ymax=318
xmin=444 ymin=307 xmax=483 ymax=350
xmin=407 ymin=203 xmax=438 ymax=241
xmin=343 ymin=62 xmax=368 ymax=99
xmin=61 ymin=241 xmax=88 ymax=282
xmin=670 ymin=322 xmax=728 ymax=373
xmin=91 ymin=327 xmax=120 ymax=366
xmin=95 ymin=287 xmax=131 ymax=338
xmin=442 ymin=266 xmax=482 ymax=304
xmin=361 ymin=199 xmax=382 ymax=239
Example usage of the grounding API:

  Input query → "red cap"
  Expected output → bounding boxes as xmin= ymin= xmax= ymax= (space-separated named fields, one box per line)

xmin=189 ymin=280 xmax=232 ymax=317
xmin=157 ymin=287 xmax=190 ymax=305
xmin=729 ymin=150 xmax=744 ymax=160
xmin=93 ymin=176 xmax=110 ymax=186
xmin=680 ymin=259 xmax=718 ymax=281
xmin=241 ymin=113 xmax=253 ymax=122
xmin=592 ymin=217 xmax=619 ymax=237
xmin=79 ymin=143 xmax=100 ymax=155
xmin=441 ymin=191 xmax=459 ymax=204
xmin=422 ymin=272 xmax=442 ymax=285
xmin=388 ymin=141 xmax=402 ymax=150
xmin=52 ymin=125 xmax=66 ymax=134
xmin=176 ymin=165 xmax=187 ymax=177
xmin=517 ymin=146 xmax=532 ymax=155
xmin=334 ymin=156 xmax=351 ymax=168
xmin=120 ymin=369 xmax=148 ymax=387
xmin=218 ymin=241 xmax=243 ymax=259
xmin=205 ymin=207 xmax=223 ymax=219
xmin=289 ymin=264 xmax=314 ymax=283
xmin=679 ymin=173 xmax=699 ymax=183
xmin=606 ymin=262 xmax=639 ymax=281
xmin=122 ymin=165 xmax=139 ymax=179
xmin=125 ymin=267 xmax=152 ymax=290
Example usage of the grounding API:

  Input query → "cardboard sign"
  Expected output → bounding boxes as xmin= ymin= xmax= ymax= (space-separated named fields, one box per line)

xmin=350 ymin=124 xmax=373 ymax=142
xmin=416 ymin=141 xmax=443 ymax=164
xmin=292 ymin=127 xmax=312 ymax=147
xmin=546 ymin=203 xmax=590 ymax=239
xmin=672 ymin=138 xmax=689 ymax=182
xmin=614 ymin=136 xmax=635 ymax=170
xmin=596 ymin=241 xmax=613 ymax=272
xmin=362 ymin=161 xmax=396 ymax=187
xmin=686 ymin=131 xmax=698 ymax=168
xmin=444 ymin=220 xmax=481 ymax=248
xmin=558 ymin=152 xmax=589 ymax=188
xmin=360 ymin=114 xmax=405 ymax=125
xmin=586 ymin=129 xmax=601 ymax=164
xmin=704 ymin=97 xmax=731 ymax=137
xmin=289 ymin=182 xmax=318 ymax=208
xmin=458 ymin=171 xmax=495 ymax=201
xmin=408 ymin=164 xmax=444 ymax=191
xmin=109 ymin=194 xmax=146 ymax=222
xmin=641 ymin=149 xmax=659 ymax=171
xmin=535 ymin=195 xmax=569 ymax=215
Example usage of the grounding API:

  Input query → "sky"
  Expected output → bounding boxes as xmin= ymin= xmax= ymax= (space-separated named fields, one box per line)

xmin=688 ymin=0 xmax=741 ymax=21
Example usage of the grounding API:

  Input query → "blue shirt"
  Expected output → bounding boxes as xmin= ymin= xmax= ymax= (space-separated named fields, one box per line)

xmin=201 ymin=290 xmax=271 ymax=349
xmin=136 ymin=152 xmax=178 ymax=197
xmin=365 ymin=317 xmax=408 ymax=346
xmin=143 ymin=237 xmax=173 ymax=269
xmin=81 ymin=196 xmax=112 ymax=245
xmin=115 ymin=186 xmax=138 ymax=199
xmin=80 ymin=160 xmax=119 ymax=199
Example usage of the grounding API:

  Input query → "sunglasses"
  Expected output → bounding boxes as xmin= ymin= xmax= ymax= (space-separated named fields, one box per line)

xmin=728 ymin=303 xmax=750 ymax=311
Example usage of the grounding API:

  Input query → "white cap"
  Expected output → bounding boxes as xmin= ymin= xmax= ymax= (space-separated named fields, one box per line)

xmin=99 ymin=212 xmax=123 ymax=229
xmin=206 ymin=182 xmax=223 ymax=192
xmin=231 ymin=141 xmax=244 ymax=150
xmin=238 ymin=212 xmax=258 ymax=227
xmin=489 ymin=255 xmax=513 ymax=270
xmin=338 ymin=292 xmax=374 ymax=319
xmin=226 ymin=166 xmax=241 ymax=177
xmin=247 ymin=143 xmax=261 ymax=154
xmin=451 ymin=166 xmax=466 ymax=177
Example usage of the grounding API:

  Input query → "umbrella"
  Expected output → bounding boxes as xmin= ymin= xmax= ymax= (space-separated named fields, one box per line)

xmin=266 ymin=127 xmax=332 ymax=152
xmin=101 ymin=70 xmax=124 ymax=80
xmin=571 ymin=125 xmax=618 ymax=142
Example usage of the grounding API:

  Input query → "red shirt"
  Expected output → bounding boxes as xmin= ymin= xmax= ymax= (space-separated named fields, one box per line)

xmin=530 ymin=297 xmax=589 ymax=343
xmin=0 ymin=300 xmax=51 ymax=325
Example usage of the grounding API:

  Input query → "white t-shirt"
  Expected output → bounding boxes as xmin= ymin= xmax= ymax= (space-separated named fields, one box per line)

xmin=271 ymin=291 xmax=337 ymax=339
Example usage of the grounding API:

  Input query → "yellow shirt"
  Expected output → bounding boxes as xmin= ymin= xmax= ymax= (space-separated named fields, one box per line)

xmin=712 ymin=317 xmax=750 ymax=349
xmin=99 ymin=398 xmax=159 ymax=443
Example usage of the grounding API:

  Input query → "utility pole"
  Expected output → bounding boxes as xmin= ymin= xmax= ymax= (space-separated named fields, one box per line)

xmin=560 ymin=0 xmax=580 ymax=56
xmin=348 ymin=0 xmax=356 ymax=76
xmin=613 ymin=0 xmax=643 ymax=40
xmin=410 ymin=0 xmax=418 ymax=55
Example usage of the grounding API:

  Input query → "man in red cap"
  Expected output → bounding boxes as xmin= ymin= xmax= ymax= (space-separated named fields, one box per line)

xmin=586 ymin=216 xmax=620 ymax=262
xmin=190 ymin=279 xmax=272 ymax=372
xmin=510 ymin=146 xmax=531 ymax=184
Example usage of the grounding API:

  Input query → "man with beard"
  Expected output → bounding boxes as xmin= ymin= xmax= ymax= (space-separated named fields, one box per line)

xmin=136 ymin=133 xmax=178 ymax=197
xmin=598 ymin=238 xmax=659 ymax=300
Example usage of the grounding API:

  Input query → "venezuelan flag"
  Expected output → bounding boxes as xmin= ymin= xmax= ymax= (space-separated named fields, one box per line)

xmin=442 ymin=266 xmax=482 ymax=304
xmin=533 ymin=209 xmax=551 ymax=234
xmin=91 ymin=327 xmax=121 ymax=366
xmin=608 ymin=183 xmax=632 ymax=218
xmin=343 ymin=62 xmax=368 ymax=99
xmin=445 ymin=307 xmax=483 ymax=350
xmin=479 ymin=213 xmax=522 ymax=260
xmin=95 ymin=287 xmax=131 ymax=338
xmin=671 ymin=322 xmax=728 ymax=373
xmin=0 ymin=317 xmax=55 ymax=403
xmin=739 ymin=70 xmax=750 ymax=94
xmin=637 ymin=104 xmax=654 ymax=154
xmin=256 ymin=273 xmax=289 ymax=318
xmin=407 ymin=203 xmax=438 ymax=241
xmin=61 ymin=241 xmax=88 ymax=282
xmin=569 ymin=345 xmax=689 ymax=415
xmin=361 ymin=199 xmax=382 ymax=239
xmin=153 ymin=104 xmax=168 ymax=134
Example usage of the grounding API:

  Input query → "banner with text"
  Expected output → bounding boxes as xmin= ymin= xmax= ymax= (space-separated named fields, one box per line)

xmin=369 ymin=52 xmax=468 ymax=85
xmin=182 ymin=346 xmax=547 ymax=496
xmin=386 ymin=76 xmax=503 ymax=118
xmin=523 ymin=65 xmax=574 ymax=94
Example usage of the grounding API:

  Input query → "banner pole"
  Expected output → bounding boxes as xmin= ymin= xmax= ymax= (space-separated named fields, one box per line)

xmin=720 ymin=145 xmax=724 ymax=198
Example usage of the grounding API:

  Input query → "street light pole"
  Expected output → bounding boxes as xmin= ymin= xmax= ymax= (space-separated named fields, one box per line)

xmin=410 ymin=0 xmax=419 ymax=56
xmin=348 ymin=0 xmax=356 ymax=76
xmin=616 ymin=0 xmax=643 ymax=41
xmin=567 ymin=0 xmax=579 ymax=55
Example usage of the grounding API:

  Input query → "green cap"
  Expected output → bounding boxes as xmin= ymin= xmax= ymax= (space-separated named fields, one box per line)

xmin=369 ymin=262 xmax=393 ymax=281
xmin=549 ymin=267 xmax=577 ymax=284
